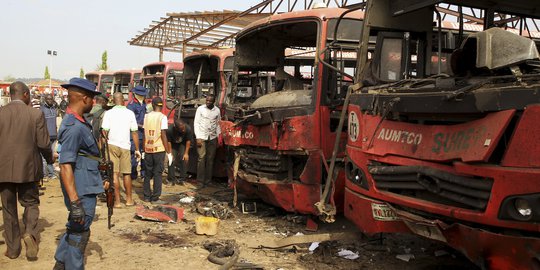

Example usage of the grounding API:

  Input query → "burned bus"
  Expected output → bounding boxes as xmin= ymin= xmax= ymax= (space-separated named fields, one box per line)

xmin=221 ymin=7 xmax=363 ymax=217
xmin=342 ymin=0 xmax=540 ymax=268
xmin=176 ymin=48 xmax=235 ymax=177
xmin=112 ymin=69 xmax=141 ymax=101
xmin=141 ymin=61 xmax=183 ymax=120
xmin=85 ymin=71 xmax=115 ymax=95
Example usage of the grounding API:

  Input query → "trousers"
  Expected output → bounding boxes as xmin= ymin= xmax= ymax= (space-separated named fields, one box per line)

xmin=144 ymin=152 xmax=165 ymax=201
xmin=0 ymin=182 xmax=40 ymax=257
xmin=167 ymin=144 xmax=187 ymax=183
xmin=197 ymin=138 xmax=217 ymax=183
xmin=54 ymin=194 xmax=97 ymax=270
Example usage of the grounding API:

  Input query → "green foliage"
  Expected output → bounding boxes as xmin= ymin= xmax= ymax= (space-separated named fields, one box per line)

xmin=100 ymin=50 xmax=108 ymax=71
xmin=3 ymin=75 xmax=16 ymax=82
xmin=44 ymin=66 xmax=50 ymax=80
xmin=80 ymin=68 xmax=85 ymax=78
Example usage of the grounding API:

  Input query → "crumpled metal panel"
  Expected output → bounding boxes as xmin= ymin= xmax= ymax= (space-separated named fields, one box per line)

xmin=251 ymin=90 xmax=312 ymax=109
xmin=469 ymin=27 xmax=540 ymax=70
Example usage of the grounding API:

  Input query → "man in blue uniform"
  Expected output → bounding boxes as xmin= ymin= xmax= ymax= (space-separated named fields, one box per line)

xmin=53 ymin=78 xmax=103 ymax=270
xmin=127 ymin=85 xmax=147 ymax=181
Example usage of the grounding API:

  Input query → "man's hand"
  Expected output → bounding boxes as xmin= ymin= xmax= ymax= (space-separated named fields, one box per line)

xmin=196 ymin=139 xmax=203 ymax=147
xmin=135 ymin=150 xmax=142 ymax=161
xmin=167 ymin=153 xmax=173 ymax=166
xmin=182 ymin=153 xmax=189 ymax=162
xmin=69 ymin=199 xmax=86 ymax=224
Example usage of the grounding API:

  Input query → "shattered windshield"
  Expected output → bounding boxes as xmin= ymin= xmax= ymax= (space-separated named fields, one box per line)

xmin=232 ymin=20 xmax=319 ymax=108
xmin=143 ymin=77 xmax=163 ymax=98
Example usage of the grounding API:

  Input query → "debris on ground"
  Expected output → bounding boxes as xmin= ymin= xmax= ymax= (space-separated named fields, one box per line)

xmin=120 ymin=230 xmax=192 ymax=248
xmin=395 ymin=254 xmax=415 ymax=262
xmin=247 ymin=231 xmax=360 ymax=249
xmin=196 ymin=201 xmax=234 ymax=220
xmin=135 ymin=205 xmax=184 ymax=223
xmin=203 ymin=240 xmax=263 ymax=269
xmin=309 ymin=242 xmax=320 ymax=253
xmin=336 ymin=249 xmax=360 ymax=260
xmin=241 ymin=201 xmax=257 ymax=214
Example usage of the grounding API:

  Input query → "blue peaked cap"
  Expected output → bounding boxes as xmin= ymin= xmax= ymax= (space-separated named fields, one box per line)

xmin=131 ymin=85 xmax=148 ymax=96
xmin=61 ymin=77 xmax=100 ymax=95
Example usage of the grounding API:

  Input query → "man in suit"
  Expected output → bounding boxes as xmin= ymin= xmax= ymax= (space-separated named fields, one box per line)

xmin=0 ymin=81 xmax=54 ymax=260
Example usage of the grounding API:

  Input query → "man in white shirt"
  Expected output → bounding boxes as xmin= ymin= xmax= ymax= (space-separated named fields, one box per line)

xmin=101 ymin=92 xmax=141 ymax=207
xmin=193 ymin=94 xmax=221 ymax=186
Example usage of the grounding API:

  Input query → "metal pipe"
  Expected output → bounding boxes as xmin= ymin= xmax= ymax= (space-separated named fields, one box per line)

xmin=435 ymin=9 xmax=443 ymax=75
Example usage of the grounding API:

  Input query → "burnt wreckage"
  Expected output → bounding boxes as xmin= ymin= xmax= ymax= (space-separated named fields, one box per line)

xmin=343 ymin=0 xmax=540 ymax=269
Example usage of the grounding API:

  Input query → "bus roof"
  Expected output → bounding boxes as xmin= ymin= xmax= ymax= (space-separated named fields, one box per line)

xmin=391 ymin=0 xmax=540 ymax=18
xmin=113 ymin=69 xmax=142 ymax=75
xmin=142 ymin=62 xmax=184 ymax=70
xmin=239 ymin=7 xmax=365 ymax=39
xmin=86 ymin=70 xmax=115 ymax=76
xmin=184 ymin=48 xmax=234 ymax=62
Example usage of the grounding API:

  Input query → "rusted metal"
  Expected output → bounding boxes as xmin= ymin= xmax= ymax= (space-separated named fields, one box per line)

xmin=343 ymin=0 xmax=540 ymax=268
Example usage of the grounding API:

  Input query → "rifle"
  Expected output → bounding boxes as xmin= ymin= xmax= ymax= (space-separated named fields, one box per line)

xmin=98 ymin=132 xmax=115 ymax=229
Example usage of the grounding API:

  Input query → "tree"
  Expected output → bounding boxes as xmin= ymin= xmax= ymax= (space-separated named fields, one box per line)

xmin=3 ymin=75 xmax=16 ymax=82
xmin=99 ymin=50 xmax=108 ymax=71
xmin=44 ymin=66 xmax=50 ymax=80
xmin=80 ymin=68 xmax=85 ymax=78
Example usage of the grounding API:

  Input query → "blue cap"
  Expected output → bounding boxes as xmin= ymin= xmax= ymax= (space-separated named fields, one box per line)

xmin=131 ymin=85 xmax=148 ymax=96
xmin=61 ymin=78 xmax=100 ymax=95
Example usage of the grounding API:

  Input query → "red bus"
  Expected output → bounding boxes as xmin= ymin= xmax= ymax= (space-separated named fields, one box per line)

xmin=141 ymin=62 xmax=184 ymax=121
xmin=85 ymin=71 xmax=115 ymax=95
xmin=178 ymin=48 xmax=234 ymax=177
xmin=221 ymin=7 xmax=363 ymax=217
xmin=343 ymin=0 xmax=540 ymax=268
xmin=112 ymin=69 xmax=142 ymax=101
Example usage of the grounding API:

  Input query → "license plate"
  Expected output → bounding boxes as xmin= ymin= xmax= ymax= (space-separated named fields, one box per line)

xmin=371 ymin=203 xmax=399 ymax=221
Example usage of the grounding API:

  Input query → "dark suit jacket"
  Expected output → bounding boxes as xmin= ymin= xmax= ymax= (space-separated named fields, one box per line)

xmin=0 ymin=100 xmax=53 ymax=183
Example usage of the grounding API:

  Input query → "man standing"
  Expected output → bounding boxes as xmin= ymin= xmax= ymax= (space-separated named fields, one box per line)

xmin=166 ymin=119 xmax=194 ymax=185
xmin=59 ymin=95 xmax=68 ymax=118
xmin=0 ymin=81 xmax=53 ymax=260
xmin=193 ymin=94 xmax=221 ymax=186
xmin=127 ymin=85 xmax=147 ymax=181
xmin=143 ymin=97 xmax=171 ymax=203
xmin=53 ymin=78 xmax=103 ymax=270
xmin=40 ymin=94 xmax=58 ymax=180
xmin=101 ymin=92 xmax=140 ymax=207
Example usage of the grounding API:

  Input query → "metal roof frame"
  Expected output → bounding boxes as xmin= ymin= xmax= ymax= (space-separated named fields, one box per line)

xmin=128 ymin=0 xmax=366 ymax=59
xmin=129 ymin=0 xmax=540 ymax=61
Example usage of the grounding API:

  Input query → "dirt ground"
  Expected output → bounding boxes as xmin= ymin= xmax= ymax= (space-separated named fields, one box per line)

xmin=0 ymin=175 xmax=479 ymax=270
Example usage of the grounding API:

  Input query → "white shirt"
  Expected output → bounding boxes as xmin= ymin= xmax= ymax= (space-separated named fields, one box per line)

xmin=101 ymin=105 xmax=138 ymax=150
xmin=194 ymin=105 xmax=221 ymax=140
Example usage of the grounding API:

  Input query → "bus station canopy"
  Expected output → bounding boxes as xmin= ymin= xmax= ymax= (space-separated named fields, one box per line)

xmin=128 ymin=0 xmax=366 ymax=58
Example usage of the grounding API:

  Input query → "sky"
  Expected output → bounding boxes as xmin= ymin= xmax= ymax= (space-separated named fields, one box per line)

xmin=0 ymin=0 xmax=260 ymax=81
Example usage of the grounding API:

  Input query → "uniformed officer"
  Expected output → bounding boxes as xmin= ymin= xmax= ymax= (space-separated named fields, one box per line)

xmin=53 ymin=78 xmax=103 ymax=270
xmin=127 ymin=85 xmax=148 ymax=181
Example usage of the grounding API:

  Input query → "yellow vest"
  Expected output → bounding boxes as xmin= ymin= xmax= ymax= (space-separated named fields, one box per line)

xmin=144 ymin=112 xmax=166 ymax=153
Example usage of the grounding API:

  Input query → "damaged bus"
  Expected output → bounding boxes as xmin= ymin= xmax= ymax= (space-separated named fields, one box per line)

xmin=221 ymin=7 xmax=363 ymax=217
xmin=85 ymin=70 xmax=114 ymax=95
xmin=141 ymin=61 xmax=184 ymax=120
xmin=112 ymin=69 xmax=141 ymax=100
xmin=177 ymin=48 xmax=235 ymax=177
xmin=342 ymin=0 xmax=540 ymax=268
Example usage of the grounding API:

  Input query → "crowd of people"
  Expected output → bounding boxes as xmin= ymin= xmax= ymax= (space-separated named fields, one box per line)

xmin=0 ymin=78 xmax=222 ymax=269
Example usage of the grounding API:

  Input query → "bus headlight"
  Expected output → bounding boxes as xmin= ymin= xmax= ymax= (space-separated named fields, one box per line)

xmin=515 ymin=199 xmax=532 ymax=217
xmin=499 ymin=194 xmax=540 ymax=222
